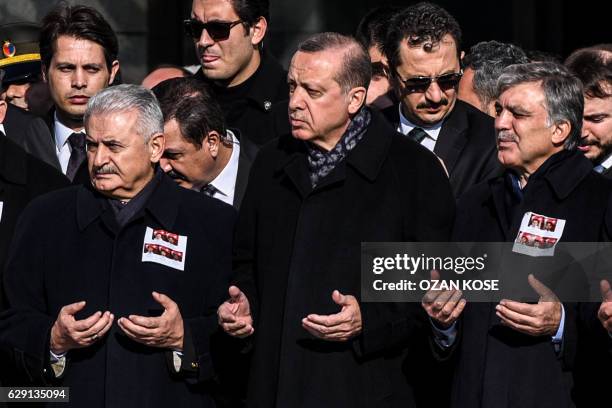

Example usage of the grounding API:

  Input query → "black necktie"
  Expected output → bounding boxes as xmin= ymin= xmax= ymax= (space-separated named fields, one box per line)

xmin=66 ymin=132 xmax=86 ymax=181
xmin=408 ymin=127 xmax=428 ymax=144
xmin=201 ymin=184 xmax=217 ymax=197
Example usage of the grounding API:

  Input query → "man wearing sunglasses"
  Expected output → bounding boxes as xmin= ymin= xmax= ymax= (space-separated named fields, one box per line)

xmin=382 ymin=2 xmax=500 ymax=199
xmin=186 ymin=0 xmax=287 ymax=147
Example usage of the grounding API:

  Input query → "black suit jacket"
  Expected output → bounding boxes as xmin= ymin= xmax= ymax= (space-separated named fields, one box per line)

xmin=0 ymin=174 xmax=236 ymax=407
xmin=232 ymin=110 xmax=455 ymax=407
xmin=3 ymin=104 xmax=60 ymax=171
xmin=42 ymin=108 xmax=89 ymax=184
xmin=381 ymin=100 xmax=502 ymax=199
xmin=451 ymin=150 xmax=612 ymax=408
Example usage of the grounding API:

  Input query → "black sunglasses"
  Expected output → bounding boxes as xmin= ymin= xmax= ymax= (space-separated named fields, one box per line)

xmin=183 ymin=19 xmax=244 ymax=42
xmin=399 ymin=71 xmax=463 ymax=93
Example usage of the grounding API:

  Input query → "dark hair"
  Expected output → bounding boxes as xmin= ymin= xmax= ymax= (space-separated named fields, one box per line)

xmin=297 ymin=32 xmax=371 ymax=93
xmin=565 ymin=45 xmax=612 ymax=99
xmin=39 ymin=3 xmax=119 ymax=72
xmin=230 ymin=0 xmax=270 ymax=25
xmin=384 ymin=2 xmax=462 ymax=74
xmin=463 ymin=41 xmax=529 ymax=109
xmin=355 ymin=6 xmax=401 ymax=52
xmin=152 ymin=77 xmax=227 ymax=146
xmin=525 ymin=49 xmax=561 ymax=63
xmin=498 ymin=62 xmax=584 ymax=150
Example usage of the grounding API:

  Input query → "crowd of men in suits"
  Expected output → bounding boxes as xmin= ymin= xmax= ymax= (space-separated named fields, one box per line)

xmin=0 ymin=1 xmax=611 ymax=407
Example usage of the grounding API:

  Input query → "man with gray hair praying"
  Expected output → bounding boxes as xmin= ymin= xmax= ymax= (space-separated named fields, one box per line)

xmin=428 ymin=62 xmax=612 ymax=407
xmin=0 ymin=84 xmax=234 ymax=407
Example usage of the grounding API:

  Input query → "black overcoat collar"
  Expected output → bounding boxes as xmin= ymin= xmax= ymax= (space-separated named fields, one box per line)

xmin=274 ymin=110 xmax=393 ymax=199
xmin=76 ymin=172 xmax=180 ymax=233
xmin=487 ymin=149 xmax=594 ymax=237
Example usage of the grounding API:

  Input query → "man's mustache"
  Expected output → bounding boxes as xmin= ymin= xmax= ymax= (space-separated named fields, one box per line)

xmin=416 ymin=99 xmax=449 ymax=109
xmin=580 ymin=138 xmax=598 ymax=147
xmin=166 ymin=169 xmax=188 ymax=181
xmin=497 ymin=131 xmax=518 ymax=143
xmin=93 ymin=164 xmax=118 ymax=175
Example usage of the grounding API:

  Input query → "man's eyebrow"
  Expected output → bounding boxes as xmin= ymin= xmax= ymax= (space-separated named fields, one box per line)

xmin=584 ymin=112 xmax=610 ymax=119
xmin=506 ymin=103 xmax=530 ymax=115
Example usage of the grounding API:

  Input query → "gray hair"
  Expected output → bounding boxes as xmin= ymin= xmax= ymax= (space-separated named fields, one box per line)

xmin=463 ymin=41 xmax=529 ymax=110
xmin=297 ymin=32 xmax=371 ymax=94
xmin=497 ymin=62 xmax=584 ymax=150
xmin=84 ymin=84 xmax=163 ymax=142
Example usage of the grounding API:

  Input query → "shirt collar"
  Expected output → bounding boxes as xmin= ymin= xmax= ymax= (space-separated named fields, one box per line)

xmin=208 ymin=129 xmax=240 ymax=201
xmin=397 ymin=103 xmax=443 ymax=141
xmin=599 ymin=152 xmax=612 ymax=170
xmin=0 ymin=123 xmax=6 ymax=136
xmin=54 ymin=112 xmax=84 ymax=150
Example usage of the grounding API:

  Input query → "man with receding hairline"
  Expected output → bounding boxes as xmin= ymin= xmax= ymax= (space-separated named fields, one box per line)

xmin=217 ymin=32 xmax=454 ymax=407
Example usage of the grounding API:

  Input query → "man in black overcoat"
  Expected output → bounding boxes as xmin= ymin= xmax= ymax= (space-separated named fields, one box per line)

xmin=565 ymin=44 xmax=612 ymax=407
xmin=0 ymin=85 xmax=235 ymax=407
xmin=425 ymin=62 xmax=612 ymax=408
xmin=217 ymin=33 xmax=455 ymax=408
xmin=380 ymin=2 xmax=501 ymax=199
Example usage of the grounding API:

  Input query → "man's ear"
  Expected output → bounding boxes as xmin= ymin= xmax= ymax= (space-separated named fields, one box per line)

xmin=250 ymin=17 xmax=267 ymax=47
xmin=347 ymin=87 xmax=367 ymax=115
xmin=148 ymin=133 xmax=165 ymax=163
xmin=41 ymin=65 xmax=48 ymax=83
xmin=108 ymin=60 xmax=120 ymax=85
xmin=551 ymin=120 xmax=572 ymax=146
xmin=0 ymin=100 xmax=7 ymax=124
xmin=205 ymin=131 xmax=221 ymax=158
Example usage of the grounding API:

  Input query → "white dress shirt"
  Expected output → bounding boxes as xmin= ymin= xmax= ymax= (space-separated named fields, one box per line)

xmin=206 ymin=130 xmax=240 ymax=206
xmin=397 ymin=104 xmax=444 ymax=152
xmin=53 ymin=113 xmax=84 ymax=175
xmin=0 ymin=123 xmax=6 ymax=136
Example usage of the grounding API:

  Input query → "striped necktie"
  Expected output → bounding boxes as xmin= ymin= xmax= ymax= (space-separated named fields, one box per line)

xmin=201 ymin=184 xmax=217 ymax=197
